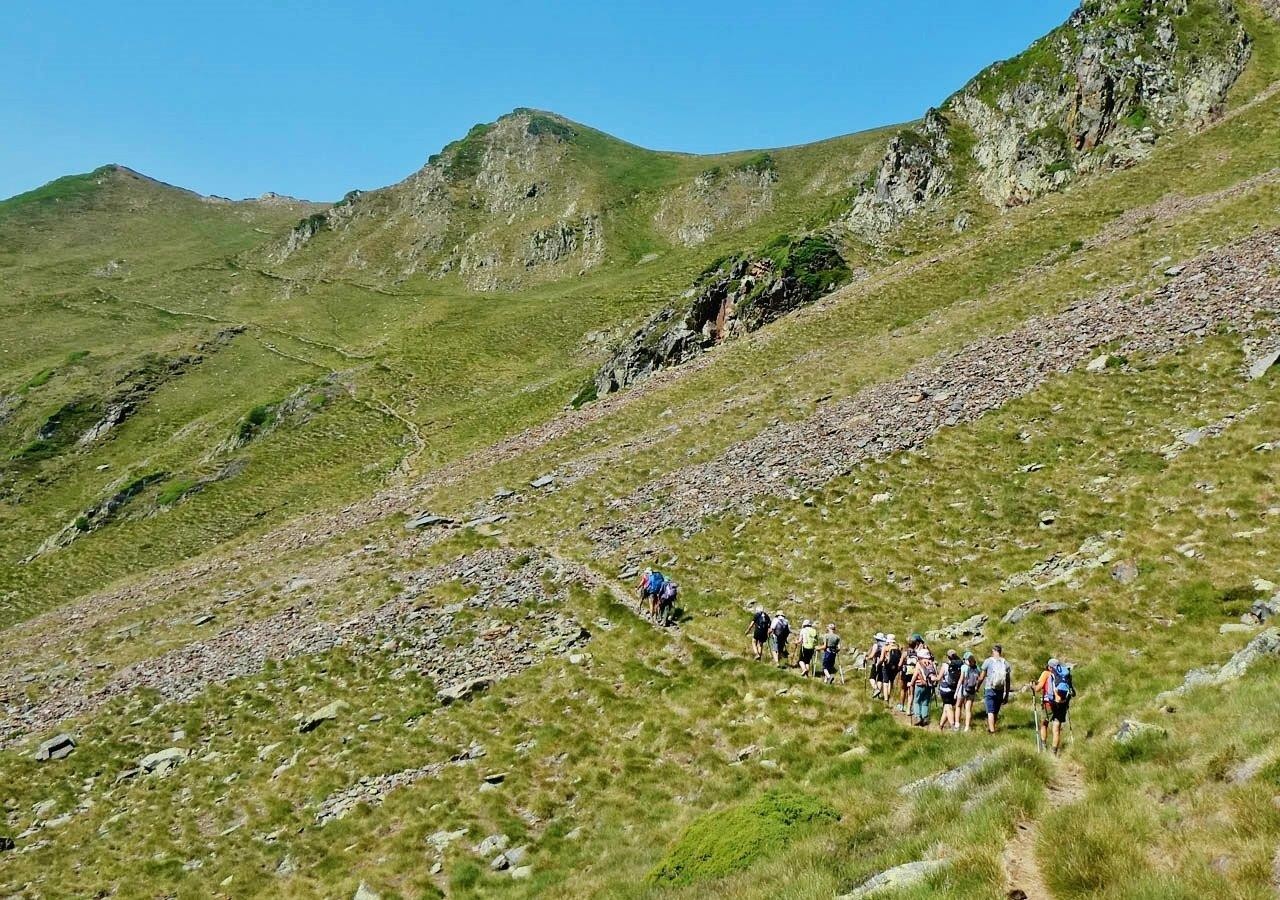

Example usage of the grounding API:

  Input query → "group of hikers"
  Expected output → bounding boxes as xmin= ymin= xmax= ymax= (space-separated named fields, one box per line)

xmin=740 ymin=605 xmax=1078 ymax=755
xmin=636 ymin=572 xmax=1077 ymax=754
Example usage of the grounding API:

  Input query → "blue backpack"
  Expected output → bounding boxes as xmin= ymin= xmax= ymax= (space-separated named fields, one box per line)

xmin=647 ymin=571 xmax=666 ymax=596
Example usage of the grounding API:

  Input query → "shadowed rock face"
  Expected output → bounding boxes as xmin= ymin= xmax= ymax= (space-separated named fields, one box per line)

xmin=592 ymin=235 xmax=851 ymax=397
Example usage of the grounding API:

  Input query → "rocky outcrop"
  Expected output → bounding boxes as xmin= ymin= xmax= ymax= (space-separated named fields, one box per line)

xmin=591 ymin=234 xmax=851 ymax=397
xmin=654 ymin=158 xmax=778 ymax=247
xmin=1161 ymin=627 xmax=1280 ymax=697
xmin=839 ymin=859 xmax=948 ymax=899
xmin=269 ymin=111 xmax=607 ymax=290
xmin=949 ymin=0 xmax=1251 ymax=206
xmin=846 ymin=109 xmax=954 ymax=237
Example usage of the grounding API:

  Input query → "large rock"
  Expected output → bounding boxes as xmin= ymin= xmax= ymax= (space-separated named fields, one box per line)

xmin=140 ymin=747 xmax=189 ymax=774
xmin=405 ymin=513 xmax=456 ymax=530
xmin=34 ymin=733 xmax=76 ymax=762
xmin=899 ymin=752 xmax=999 ymax=796
xmin=1001 ymin=600 xmax=1068 ymax=625
xmin=1162 ymin=628 xmax=1280 ymax=697
xmin=838 ymin=859 xmax=948 ymax=899
xmin=298 ymin=700 xmax=348 ymax=733
xmin=353 ymin=882 xmax=381 ymax=900
xmin=437 ymin=676 xmax=493 ymax=706
xmin=1247 ymin=348 xmax=1279 ymax=381
xmin=1113 ymin=720 xmax=1166 ymax=744
xmin=924 ymin=613 xmax=987 ymax=645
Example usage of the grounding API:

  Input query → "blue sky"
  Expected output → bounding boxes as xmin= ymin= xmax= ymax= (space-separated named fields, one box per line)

xmin=1 ymin=1 xmax=1077 ymax=202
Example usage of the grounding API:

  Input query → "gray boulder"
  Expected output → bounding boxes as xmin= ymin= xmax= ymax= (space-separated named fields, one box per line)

xmin=1001 ymin=600 xmax=1069 ymax=625
xmin=474 ymin=833 xmax=510 ymax=856
xmin=140 ymin=747 xmax=189 ymax=774
xmin=437 ymin=676 xmax=493 ymax=706
xmin=899 ymin=752 xmax=999 ymax=796
xmin=838 ymin=859 xmax=948 ymax=898
xmin=1247 ymin=348 xmax=1279 ymax=381
xmin=1110 ymin=560 xmax=1139 ymax=584
xmin=34 ymin=733 xmax=76 ymax=762
xmin=1113 ymin=720 xmax=1166 ymax=744
xmin=298 ymin=700 xmax=347 ymax=733
xmin=1163 ymin=627 xmax=1280 ymax=698
xmin=353 ymin=883 xmax=381 ymax=900
xmin=924 ymin=613 xmax=987 ymax=644
xmin=405 ymin=513 xmax=456 ymax=530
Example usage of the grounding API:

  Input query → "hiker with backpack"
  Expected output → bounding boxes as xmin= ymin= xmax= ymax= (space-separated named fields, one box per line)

xmin=897 ymin=639 xmax=918 ymax=714
xmin=821 ymin=623 xmax=841 ymax=684
xmin=645 ymin=570 xmax=669 ymax=621
xmin=978 ymin=644 xmax=1013 ymax=734
xmin=937 ymin=649 xmax=963 ymax=732
xmin=1034 ymin=657 xmax=1075 ymax=755
xmin=958 ymin=650 xmax=980 ymax=732
xmin=910 ymin=647 xmax=938 ymax=727
xmin=745 ymin=605 xmax=771 ymax=661
xmin=769 ymin=611 xmax=791 ymax=667
xmin=797 ymin=619 xmax=818 ymax=677
xmin=879 ymin=634 xmax=901 ymax=706
xmin=866 ymin=633 xmax=886 ymax=698
xmin=657 ymin=579 xmax=678 ymax=627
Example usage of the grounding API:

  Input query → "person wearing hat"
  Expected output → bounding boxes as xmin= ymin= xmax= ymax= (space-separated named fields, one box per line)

xmin=821 ymin=623 xmax=841 ymax=684
xmin=879 ymin=634 xmax=901 ymax=706
xmin=1034 ymin=657 xmax=1075 ymax=754
xmin=958 ymin=651 xmax=980 ymax=732
xmin=769 ymin=610 xmax=791 ymax=667
xmin=797 ymin=619 xmax=819 ymax=677
xmin=866 ymin=632 xmax=886 ymax=698
xmin=909 ymin=645 xmax=938 ymax=726
xmin=937 ymin=649 xmax=963 ymax=732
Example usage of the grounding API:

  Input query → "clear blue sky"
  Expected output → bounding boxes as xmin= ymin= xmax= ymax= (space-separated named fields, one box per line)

xmin=1 ymin=1 xmax=1077 ymax=202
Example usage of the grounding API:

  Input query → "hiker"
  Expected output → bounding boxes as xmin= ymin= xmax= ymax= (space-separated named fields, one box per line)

xmin=866 ymin=632 xmax=885 ymax=698
xmin=879 ymin=634 xmax=901 ymax=705
xmin=745 ymin=605 xmax=771 ymax=661
xmin=821 ymin=623 xmax=841 ymax=684
xmin=657 ymin=579 xmax=678 ymax=627
xmin=978 ymin=644 xmax=1013 ymax=734
xmin=1034 ymin=657 xmax=1075 ymax=755
xmin=937 ymin=649 xmax=962 ymax=732
xmin=797 ymin=619 xmax=818 ymax=677
xmin=898 ymin=639 xmax=918 ymax=714
xmin=638 ymin=568 xmax=653 ymax=611
xmin=910 ymin=646 xmax=938 ymax=726
xmin=770 ymin=611 xmax=791 ymax=666
xmin=958 ymin=650 xmax=980 ymax=732
xmin=646 ymin=570 xmax=668 ymax=620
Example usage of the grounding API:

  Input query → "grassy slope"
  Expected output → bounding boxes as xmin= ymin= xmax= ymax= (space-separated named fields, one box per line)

xmin=1 ymin=3 xmax=1279 ymax=897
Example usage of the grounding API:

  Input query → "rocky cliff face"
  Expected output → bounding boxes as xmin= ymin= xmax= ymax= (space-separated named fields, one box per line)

xmin=591 ymin=234 xmax=851 ymax=397
xmin=270 ymin=111 xmax=606 ymax=290
xmin=949 ymin=0 xmax=1251 ymax=206
xmin=653 ymin=156 xmax=778 ymax=247
xmin=845 ymin=109 xmax=954 ymax=238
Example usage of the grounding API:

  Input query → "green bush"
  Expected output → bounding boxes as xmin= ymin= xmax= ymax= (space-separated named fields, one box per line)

xmin=648 ymin=791 xmax=838 ymax=885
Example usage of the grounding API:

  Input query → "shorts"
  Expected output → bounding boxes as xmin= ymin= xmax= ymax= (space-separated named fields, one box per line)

xmin=881 ymin=667 xmax=899 ymax=683
xmin=984 ymin=689 xmax=1005 ymax=716
xmin=939 ymin=689 xmax=956 ymax=706
xmin=822 ymin=650 xmax=837 ymax=674
xmin=900 ymin=669 xmax=913 ymax=686
xmin=1044 ymin=700 xmax=1069 ymax=723
xmin=799 ymin=647 xmax=815 ymax=664
xmin=754 ymin=628 xmax=769 ymax=643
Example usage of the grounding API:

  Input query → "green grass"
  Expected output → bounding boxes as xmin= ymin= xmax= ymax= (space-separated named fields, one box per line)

xmin=649 ymin=791 xmax=839 ymax=885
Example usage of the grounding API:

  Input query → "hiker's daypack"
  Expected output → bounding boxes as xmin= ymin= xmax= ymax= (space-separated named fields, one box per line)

xmin=886 ymin=647 xmax=902 ymax=670
xmin=647 ymin=571 xmax=666 ymax=596
xmin=985 ymin=657 xmax=1009 ymax=691
xmin=917 ymin=659 xmax=937 ymax=686
xmin=902 ymin=651 xmax=917 ymax=679
xmin=962 ymin=664 xmax=980 ymax=693
xmin=659 ymin=581 xmax=677 ymax=604
xmin=773 ymin=617 xmax=790 ymax=644
xmin=753 ymin=610 xmax=771 ymax=632
xmin=941 ymin=658 xmax=963 ymax=691
xmin=1053 ymin=663 xmax=1074 ymax=701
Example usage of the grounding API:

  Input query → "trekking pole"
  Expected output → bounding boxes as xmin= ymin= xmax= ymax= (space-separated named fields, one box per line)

xmin=1031 ymin=692 xmax=1044 ymax=753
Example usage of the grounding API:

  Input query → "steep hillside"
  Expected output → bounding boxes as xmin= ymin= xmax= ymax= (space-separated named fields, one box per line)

xmin=1 ymin=1 xmax=1280 ymax=898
